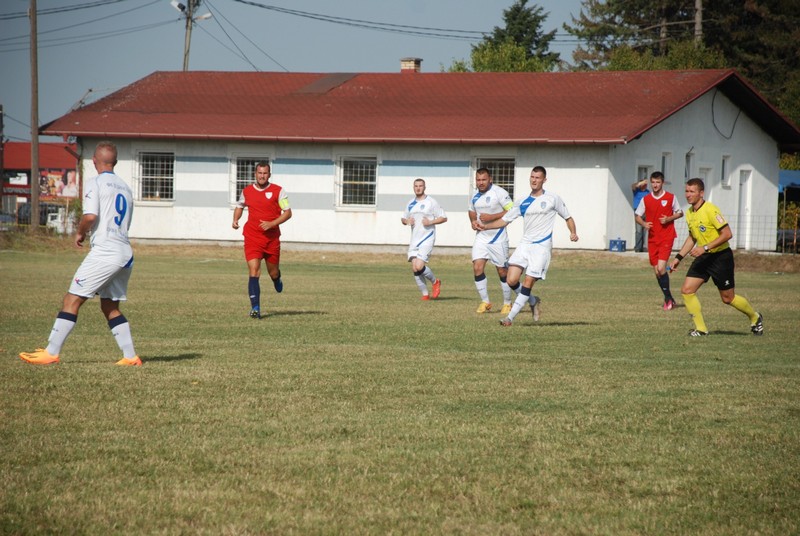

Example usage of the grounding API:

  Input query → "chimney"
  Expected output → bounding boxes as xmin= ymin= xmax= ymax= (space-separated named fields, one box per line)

xmin=400 ymin=57 xmax=422 ymax=73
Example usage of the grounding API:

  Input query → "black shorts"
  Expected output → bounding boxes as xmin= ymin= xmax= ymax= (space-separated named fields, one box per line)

xmin=686 ymin=247 xmax=735 ymax=290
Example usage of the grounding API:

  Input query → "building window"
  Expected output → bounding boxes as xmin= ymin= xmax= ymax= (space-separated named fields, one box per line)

xmin=338 ymin=157 xmax=377 ymax=207
xmin=477 ymin=158 xmax=516 ymax=199
xmin=721 ymin=155 xmax=731 ymax=188
xmin=661 ymin=152 xmax=671 ymax=179
xmin=637 ymin=165 xmax=651 ymax=182
xmin=233 ymin=157 xmax=265 ymax=203
xmin=684 ymin=152 xmax=694 ymax=182
xmin=139 ymin=152 xmax=174 ymax=201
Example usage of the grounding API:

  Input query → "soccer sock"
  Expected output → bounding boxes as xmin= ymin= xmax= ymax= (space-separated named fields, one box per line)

xmin=499 ymin=276 xmax=512 ymax=304
xmin=682 ymin=292 xmax=708 ymax=333
xmin=508 ymin=286 xmax=531 ymax=321
xmin=108 ymin=315 xmax=136 ymax=359
xmin=46 ymin=311 xmax=77 ymax=356
xmin=413 ymin=269 xmax=428 ymax=295
xmin=509 ymin=281 xmax=521 ymax=295
xmin=422 ymin=266 xmax=436 ymax=282
xmin=248 ymin=276 xmax=260 ymax=309
xmin=729 ymin=294 xmax=759 ymax=323
xmin=657 ymin=273 xmax=672 ymax=301
xmin=474 ymin=274 xmax=490 ymax=302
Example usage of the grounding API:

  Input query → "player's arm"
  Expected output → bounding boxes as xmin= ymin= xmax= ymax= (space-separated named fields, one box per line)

xmin=232 ymin=206 xmax=244 ymax=229
xmin=670 ymin=234 xmax=696 ymax=271
xmin=75 ymin=213 xmax=97 ymax=248
xmin=688 ymin=224 xmax=731 ymax=258
xmin=660 ymin=199 xmax=684 ymax=225
xmin=634 ymin=202 xmax=651 ymax=229
xmin=468 ymin=210 xmax=479 ymax=231
xmin=477 ymin=209 xmax=508 ymax=224
xmin=477 ymin=217 xmax=509 ymax=231
xmin=423 ymin=215 xmax=447 ymax=226
xmin=261 ymin=208 xmax=292 ymax=230
xmin=565 ymin=217 xmax=578 ymax=242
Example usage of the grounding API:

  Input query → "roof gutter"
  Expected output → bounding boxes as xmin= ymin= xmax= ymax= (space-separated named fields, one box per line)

xmin=42 ymin=130 xmax=628 ymax=146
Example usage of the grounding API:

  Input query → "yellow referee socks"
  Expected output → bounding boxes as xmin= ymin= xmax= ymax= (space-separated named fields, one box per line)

xmin=682 ymin=292 xmax=708 ymax=333
xmin=729 ymin=294 xmax=759 ymax=323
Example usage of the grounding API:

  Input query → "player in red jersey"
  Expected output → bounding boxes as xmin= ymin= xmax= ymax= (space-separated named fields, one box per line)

xmin=635 ymin=171 xmax=683 ymax=310
xmin=232 ymin=161 xmax=292 ymax=319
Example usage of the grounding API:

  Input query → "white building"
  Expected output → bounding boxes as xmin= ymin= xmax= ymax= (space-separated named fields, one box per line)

xmin=42 ymin=66 xmax=800 ymax=250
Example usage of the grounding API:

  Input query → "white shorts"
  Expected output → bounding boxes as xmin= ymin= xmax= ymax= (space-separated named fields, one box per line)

xmin=69 ymin=254 xmax=133 ymax=301
xmin=407 ymin=241 xmax=434 ymax=263
xmin=471 ymin=237 xmax=509 ymax=268
xmin=508 ymin=242 xmax=551 ymax=280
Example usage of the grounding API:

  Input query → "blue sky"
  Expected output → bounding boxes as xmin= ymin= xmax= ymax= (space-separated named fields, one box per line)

xmin=0 ymin=0 xmax=584 ymax=142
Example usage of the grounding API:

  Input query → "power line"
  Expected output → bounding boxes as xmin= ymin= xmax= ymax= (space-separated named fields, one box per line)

xmin=0 ymin=20 xmax=175 ymax=53
xmin=204 ymin=0 xmax=288 ymax=71
xmin=231 ymin=0 xmax=486 ymax=41
xmin=3 ymin=112 xmax=30 ymax=128
xmin=0 ymin=0 xmax=161 ymax=46
xmin=0 ymin=0 xmax=132 ymax=21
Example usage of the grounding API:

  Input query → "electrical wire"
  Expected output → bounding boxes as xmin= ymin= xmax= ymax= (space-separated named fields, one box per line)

xmin=204 ymin=0 xmax=288 ymax=71
xmin=0 ymin=0 xmax=132 ymax=21
xmin=0 ymin=0 xmax=161 ymax=46
xmin=230 ymin=0 xmax=485 ymax=41
xmin=3 ymin=113 xmax=30 ymax=129
xmin=0 ymin=20 xmax=175 ymax=53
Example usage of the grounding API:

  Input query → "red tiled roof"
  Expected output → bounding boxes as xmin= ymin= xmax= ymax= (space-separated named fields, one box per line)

xmin=41 ymin=69 xmax=800 ymax=150
xmin=3 ymin=142 xmax=78 ymax=169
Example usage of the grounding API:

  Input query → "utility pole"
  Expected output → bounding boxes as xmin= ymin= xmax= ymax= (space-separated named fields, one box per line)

xmin=694 ymin=0 xmax=703 ymax=46
xmin=0 ymin=105 xmax=5 ymax=210
xmin=29 ymin=0 xmax=40 ymax=234
xmin=182 ymin=0 xmax=198 ymax=71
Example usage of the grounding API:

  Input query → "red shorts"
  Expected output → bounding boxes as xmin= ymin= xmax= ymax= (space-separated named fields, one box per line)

xmin=244 ymin=236 xmax=281 ymax=264
xmin=648 ymin=238 xmax=675 ymax=266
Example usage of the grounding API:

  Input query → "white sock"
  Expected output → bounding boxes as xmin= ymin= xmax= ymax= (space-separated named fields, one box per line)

xmin=475 ymin=277 xmax=490 ymax=302
xmin=508 ymin=292 xmax=529 ymax=321
xmin=500 ymin=280 xmax=512 ymax=304
xmin=414 ymin=274 xmax=428 ymax=295
xmin=46 ymin=312 xmax=77 ymax=355
xmin=109 ymin=316 xmax=137 ymax=359
xmin=422 ymin=266 xmax=436 ymax=282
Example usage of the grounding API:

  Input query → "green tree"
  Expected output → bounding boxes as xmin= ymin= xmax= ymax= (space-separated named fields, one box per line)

xmin=486 ymin=0 xmax=559 ymax=66
xmin=607 ymin=41 xmax=726 ymax=71
xmin=446 ymin=0 xmax=559 ymax=72
xmin=448 ymin=39 xmax=551 ymax=73
xmin=565 ymin=0 xmax=800 ymax=127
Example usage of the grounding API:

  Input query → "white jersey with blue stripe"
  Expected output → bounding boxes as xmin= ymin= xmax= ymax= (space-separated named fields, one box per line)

xmin=469 ymin=183 xmax=513 ymax=245
xmin=82 ymin=171 xmax=134 ymax=266
xmin=403 ymin=195 xmax=446 ymax=248
xmin=502 ymin=190 xmax=570 ymax=248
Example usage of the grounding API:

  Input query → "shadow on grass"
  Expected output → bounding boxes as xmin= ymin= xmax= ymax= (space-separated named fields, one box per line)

xmin=145 ymin=353 xmax=203 ymax=363
xmin=262 ymin=310 xmax=328 ymax=318
xmin=710 ymin=330 xmax=752 ymax=336
xmin=527 ymin=321 xmax=594 ymax=327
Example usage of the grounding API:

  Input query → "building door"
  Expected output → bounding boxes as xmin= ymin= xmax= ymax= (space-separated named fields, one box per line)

xmin=737 ymin=170 xmax=751 ymax=249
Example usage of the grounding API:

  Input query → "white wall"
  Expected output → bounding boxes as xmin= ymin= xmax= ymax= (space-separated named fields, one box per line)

xmin=606 ymin=91 xmax=780 ymax=251
xmin=78 ymin=96 xmax=781 ymax=251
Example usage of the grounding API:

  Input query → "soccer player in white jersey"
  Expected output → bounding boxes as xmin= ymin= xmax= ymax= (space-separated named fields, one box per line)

xmin=401 ymin=178 xmax=447 ymax=300
xmin=469 ymin=167 xmax=514 ymax=314
xmin=19 ymin=141 xmax=142 ymax=366
xmin=477 ymin=166 xmax=579 ymax=326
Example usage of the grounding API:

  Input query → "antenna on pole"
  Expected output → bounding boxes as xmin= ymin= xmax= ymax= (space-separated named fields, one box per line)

xmin=170 ymin=0 xmax=211 ymax=71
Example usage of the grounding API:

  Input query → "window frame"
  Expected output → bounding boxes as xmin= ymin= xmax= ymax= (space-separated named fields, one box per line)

xmin=136 ymin=150 xmax=175 ymax=203
xmin=230 ymin=156 xmax=270 ymax=205
xmin=336 ymin=155 xmax=378 ymax=210
xmin=475 ymin=157 xmax=517 ymax=199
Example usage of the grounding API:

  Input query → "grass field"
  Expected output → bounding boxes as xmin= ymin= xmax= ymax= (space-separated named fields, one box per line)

xmin=1 ymin=237 xmax=799 ymax=534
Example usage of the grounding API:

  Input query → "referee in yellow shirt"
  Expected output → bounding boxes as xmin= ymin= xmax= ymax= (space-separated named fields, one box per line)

xmin=669 ymin=178 xmax=764 ymax=337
